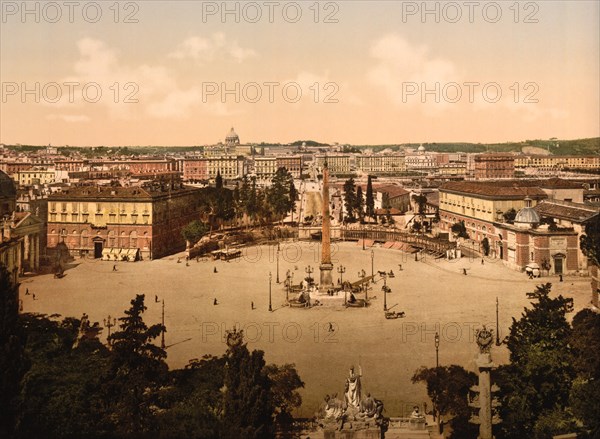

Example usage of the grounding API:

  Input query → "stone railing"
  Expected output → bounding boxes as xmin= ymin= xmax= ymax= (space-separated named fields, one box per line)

xmin=388 ymin=417 xmax=427 ymax=430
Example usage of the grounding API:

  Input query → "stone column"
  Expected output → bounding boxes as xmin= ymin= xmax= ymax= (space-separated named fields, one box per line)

xmin=319 ymin=161 xmax=334 ymax=289
xmin=476 ymin=353 xmax=494 ymax=439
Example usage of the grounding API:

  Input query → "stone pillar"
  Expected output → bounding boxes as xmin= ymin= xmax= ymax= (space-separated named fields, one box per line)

xmin=470 ymin=326 xmax=501 ymax=439
xmin=476 ymin=353 xmax=494 ymax=439
xmin=319 ymin=161 xmax=334 ymax=289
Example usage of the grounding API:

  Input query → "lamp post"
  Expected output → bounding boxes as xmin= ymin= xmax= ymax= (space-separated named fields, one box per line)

xmin=285 ymin=270 xmax=291 ymax=302
xmin=495 ymin=296 xmax=500 ymax=346
xmin=161 ymin=300 xmax=166 ymax=349
xmin=276 ymin=242 xmax=280 ymax=283
xmin=269 ymin=272 xmax=273 ymax=312
xmin=305 ymin=265 xmax=314 ymax=284
xmin=371 ymin=249 xmax=375 ymax=283
xmin=382 ymin=273 xmax=388 ymax=311
xmin=435 ymin=332 xmax=440 ymax=367
xmin=337 ymin=265 xmax=345 ymax=285
xmin=103 ymin=315 xmax=117 ymax=342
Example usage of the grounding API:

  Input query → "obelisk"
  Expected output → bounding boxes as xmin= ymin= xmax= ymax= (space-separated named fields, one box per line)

xmin=320 ymin=160 xmax=334 ymax=289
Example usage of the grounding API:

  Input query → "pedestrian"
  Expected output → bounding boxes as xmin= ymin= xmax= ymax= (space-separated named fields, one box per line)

xmin=399 ymin=264 xmax=402 ymax=271
xmin=559 ymin=274 xmax=563 ymax=282
xmin=481 ymin=258 xmax=484 ymax=265
xmin=155 ymin=295 xmax=158 ymax=303
xmin=214 ymin=298 xmax=218 ymax=305
xmin=214 ymin=267 xmax=218 ymax=273
xmin=186 ymin=261 xmax=189 ymax=267
xmin=463 ymin=268 xmax=467 ymax=275
xmin=32 ymin=293 xmax=36 ymax=300
xmin=251 ymin=301 xmax=254 ymax=310
xmin=25 ymin=288 xmax=30 ymax=295
xmin=113 ymin=264 xmax=117 ymax=272
xmin=328 ymin=322 xmax=334 ymax=332
xmin=196 ymin=256 xmax=200 ymax=262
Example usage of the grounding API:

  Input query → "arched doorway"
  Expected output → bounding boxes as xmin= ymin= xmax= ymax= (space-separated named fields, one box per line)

xmin=93 ymin=237 xmax=104 ymax=259
xmin=553 ymin=253 xmax=566 ymax=274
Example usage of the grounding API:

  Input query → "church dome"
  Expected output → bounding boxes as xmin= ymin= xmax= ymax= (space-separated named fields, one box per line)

xmin=225 ymin=127 xmax=240 ymax=146
xmin=514 ymin=207 xmax=540 ymax=225
xmin=418 ymin=144 xmax=426 ymax=152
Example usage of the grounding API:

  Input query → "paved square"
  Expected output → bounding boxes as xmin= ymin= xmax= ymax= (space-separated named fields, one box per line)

xmin=20 ymin=241 xmax=591 ymax=417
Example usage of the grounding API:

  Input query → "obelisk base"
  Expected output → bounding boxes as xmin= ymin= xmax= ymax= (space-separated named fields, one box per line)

xmin=319 ymin=263 xmax=334 ymax=290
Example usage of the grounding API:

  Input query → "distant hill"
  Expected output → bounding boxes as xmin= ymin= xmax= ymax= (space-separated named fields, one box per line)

xmin=353 ymin=138 xmax=599 ymax=155
xmin=3 ymin=138 xmax=597 ymax=156
xmin=290 ymin=140 xmax=330 ymax=147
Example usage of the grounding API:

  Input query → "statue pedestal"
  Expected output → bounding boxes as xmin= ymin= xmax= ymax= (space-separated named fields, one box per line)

xmin=320 ymin=262 xmax=334 ymax=290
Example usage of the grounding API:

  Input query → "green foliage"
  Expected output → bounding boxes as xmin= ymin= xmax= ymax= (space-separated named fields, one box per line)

xmin=264 ymin=363 xmax=305 ymax=424
xmin=355 ymin=186 xmax=365 ymax=222
xmin=14 ymin=314 xmax=111 ymax=439
xmin=580 ymin=214 xmax=600 ymax=267
xmin=223 ymin=332 xmax=273 ymax=438
xmin=366 ymin=175 xmax=375 ymax=220
xmin=343 ymin=178 xmax=357 ymax=222
xmin=268 ymin=167 xmax=295 ymax=221
xmin=215 ymin=171 xmax=223 ymax=189
xmin=411 ymin=365 xmax=478 ymax=439
xmin=0 ymin=266 xmax=29 ymax=438
xmin=157 ymin=355 xmax=226 ymax=439
xmin=181 ymin=220 xmax=209 ymax=244
xmin=497 ymin=283 xmax=575 ymax=439
xmin=482 ymin=237 xmax=490 ymax=256
xmin=103 ymin=294 xmax=168 ymax=437
xmin=451 ymin=221 xmax=469 ymax=239
xmin=503 ymin=208 xmax=517 ymax=223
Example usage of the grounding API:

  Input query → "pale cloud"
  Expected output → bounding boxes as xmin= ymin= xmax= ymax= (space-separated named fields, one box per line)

xmin=46 ymin=114 xmax=91 ymax=123
xmin=169 ymin=33 xmax=257 ymax=63
xmin=49 ymin=37 xmax=241 ymax=120
xmin=284 ymin=71 xmax=362 ymax=106
xmin=368 ymin=34 xmax=458 ymax=109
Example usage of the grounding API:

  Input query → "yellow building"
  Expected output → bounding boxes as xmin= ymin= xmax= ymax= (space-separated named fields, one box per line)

xmin=16 ymin=169 xmax=56 ymax=186
xmin=253 ymin=157 xmax=278 ymax=181
xmin=47 ymin=182 xmax=203 ymax=260
xmin=315 ymin=154 xmax=351 ymax=175
xmin=515 ymin=155 xmax=600 ymax=171
xmin=355 ymin=154 xmax=406 ymax=174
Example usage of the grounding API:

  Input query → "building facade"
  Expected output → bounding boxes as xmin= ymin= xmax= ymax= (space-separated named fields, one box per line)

xmin=473 ymin=154 xmax=515 ymax=179
xmin=47 ymin=183 xmax=203 ymax=260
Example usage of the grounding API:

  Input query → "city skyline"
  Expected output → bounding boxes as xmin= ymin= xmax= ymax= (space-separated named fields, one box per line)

xmin=1 ymin=1 xmax=599 ymax=146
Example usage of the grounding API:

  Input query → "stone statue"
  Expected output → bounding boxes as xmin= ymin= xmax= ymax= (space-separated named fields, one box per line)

xmin=475 ymin=325 xmax=494 ymax=354
xmin=344 ymin=366 xmax=362 ymax=409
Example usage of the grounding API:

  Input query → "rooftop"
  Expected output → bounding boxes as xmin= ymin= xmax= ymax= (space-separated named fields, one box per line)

xmin=534 ymin=200 xmax=599 ymax=223
xmin=440 ymin=181 xmax=548 ymax=199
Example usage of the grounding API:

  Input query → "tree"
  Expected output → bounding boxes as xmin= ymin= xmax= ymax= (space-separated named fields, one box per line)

xmin=412 ymin=365 xmax=478 ymax=439
xmin=503 ymin=208 xmax=517 ymax=223
xmin=0 ymin=265 xmax=28 ymax=437
xmin=269 ymin=167 xmax=294 ymax=222
xmin=451 ymin=221 xmax=469 ymax=239
xmin=289 ymin=180 xmax=297 ymax=223
xmin=102 ymin=294 xmax=168 ymax=437
xmin=343 ymin=178 xmax=357 ymax=222
xmin=222 ymin=329 xmax=273 ymax=438
xmin=181 ymin=220 xmax=209 ymax=245
xmin=497 ymin=283 xmax=575 ymax=439
xmin=264 ymin=363 xmax=305 ymax=425
xmin=215 ymin=171 xmax=223 ymax=189
xmin=568 ymin=309 xmax=600 ymax=437
xmin=481 ymin=237 xmax=490 ymax=256
xmin=365 ymin=175 xmax=375 ymax=221
xmin=158 ymin=355 xmax=226 ymax=439
xmin=355 ymin=186 xmax=365 ymax=222
xmin=580 ymin=214 xmax=600 ymax=266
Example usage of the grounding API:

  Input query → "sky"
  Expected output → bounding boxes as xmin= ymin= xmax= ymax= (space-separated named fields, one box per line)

xmin=1 ymin=1 xmax=599 ymax=146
